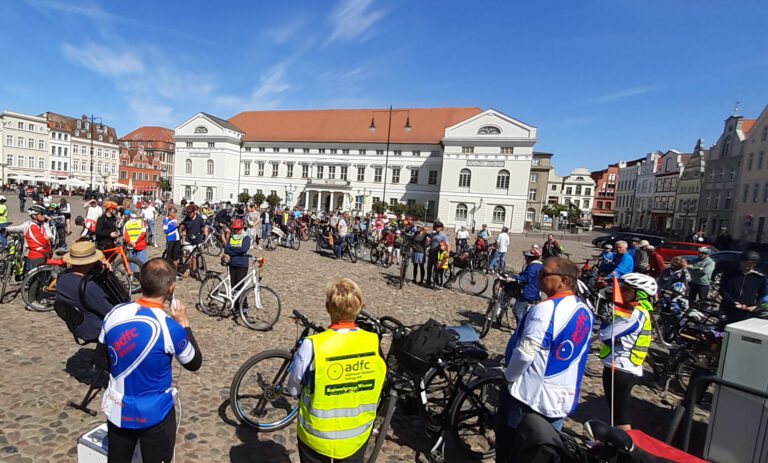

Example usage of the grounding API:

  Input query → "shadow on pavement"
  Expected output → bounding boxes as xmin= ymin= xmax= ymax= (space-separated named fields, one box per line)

xmin=229 ymin=423 xmax=292 ymax=463
xmin=65 ymin=347 xmax=102 ymax=385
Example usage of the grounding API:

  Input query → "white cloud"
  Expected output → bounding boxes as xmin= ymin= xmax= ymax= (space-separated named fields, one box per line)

xmin=328 ymin=0 xmax=386 ymax=42
xmin=25 ymin=0 xmax=112 ymax=22
xmin=216 ymin=62 xmax=291 ymax=110
xmin=263 ymin=19 xmax=305 ymax=44
xmin=61 ymin=43 xmax=145 ymax=76
xmin=585 ymin=86 xmax=657 ymax=104
xmin=126 ymin=97 xmax=175 ymax=127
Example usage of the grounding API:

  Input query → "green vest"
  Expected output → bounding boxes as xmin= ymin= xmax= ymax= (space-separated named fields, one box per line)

xmin=0 ymin=204 xmax=7 ymax=223
xmin=297 ymin=328 xmax=386 ymax=459
xmin=599 ymin=300 xmax=653 ymax=366
xmin=229 ymin=235 xmax=244 ymax=247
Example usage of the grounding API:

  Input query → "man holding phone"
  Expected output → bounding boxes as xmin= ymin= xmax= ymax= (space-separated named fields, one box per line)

xmin=99 ymin=258 xmax=203 ymax=463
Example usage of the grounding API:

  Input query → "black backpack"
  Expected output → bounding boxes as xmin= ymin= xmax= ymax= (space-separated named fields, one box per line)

xmin=79 ymin=267 xmax=131 ymax=312
xmin=391 ymin=318 xmax=452 ymax=375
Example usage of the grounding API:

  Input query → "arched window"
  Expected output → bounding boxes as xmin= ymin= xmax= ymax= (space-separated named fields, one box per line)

xmin=184 ymin=186 xmax=191 ymax=198
xmin=185 ymin=159 xmax=192 ymax=174
xmin=492 ymin=206 xmax=506 ymax=223
xmin=455 ymin=203 xmax=468 ymax=220
xmin=205 ymin=187 xmax=213 ymax=201
xmin=496 ymin=169 xmax=510 ymax=189
xmin=207 ymin=159 xmax=214 ymax=175
xmin=477 ymin=126 xmax=501 ymax=135
xmin=458 ymin=168 xmax=471 ymax=188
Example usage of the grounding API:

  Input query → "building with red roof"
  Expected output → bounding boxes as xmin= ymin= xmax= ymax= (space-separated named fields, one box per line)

xmin=118 ymin=126 xmax=175 ymax=197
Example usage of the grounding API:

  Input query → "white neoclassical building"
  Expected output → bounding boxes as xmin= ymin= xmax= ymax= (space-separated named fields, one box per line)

xmin=173 ymin=107 xmax=537 ymax=232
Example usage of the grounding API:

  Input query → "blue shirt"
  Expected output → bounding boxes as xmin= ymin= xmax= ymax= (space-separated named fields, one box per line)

xmin=99 ymin=300 xmax=196 ymax=429
xmin=430 ymin=231 xmax=448 ymax=252
xmin=612 ymin=252 xmax=634 ymax=278
xmin=162 ymin=217 xmax=179 ymax=241
xmin=511 ymin=260 xmax=543 ymax=302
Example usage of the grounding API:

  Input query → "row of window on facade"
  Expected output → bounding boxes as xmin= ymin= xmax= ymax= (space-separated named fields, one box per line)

xmin=5 ymin=135 xmax=46 ymax=150
xmin=454 ymin=203 xmax=507 ymax=223
xmin=122 ymin=140 xmax=174 ymax=150
xmin=13 ymin=121 xmax=38 ymax=132
xmin=655 ymin=177 xmax=678 ymax=193
xmin=561 ymin=198 xmax=591 ymax=209
xmin=5 ymin=154 xmax=115 ymax=174
xmin=555 ymin=185 xmax=593 ymax=196
xmin=120 ymin=171 xmax=159 ymax=182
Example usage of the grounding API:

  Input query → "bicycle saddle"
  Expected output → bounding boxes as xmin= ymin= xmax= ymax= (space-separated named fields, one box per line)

xmin=585 ymin=419 xmax=633 ymax=452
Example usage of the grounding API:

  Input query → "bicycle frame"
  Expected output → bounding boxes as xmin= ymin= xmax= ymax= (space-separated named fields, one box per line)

xmin=101 ymin=244 xmax=132 ymax=275
xmin=208 ymin=261 xmax=265 ymax=310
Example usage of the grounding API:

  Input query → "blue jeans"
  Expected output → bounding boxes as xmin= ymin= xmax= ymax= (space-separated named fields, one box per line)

xmin=512 ymin=299 xmax=531 ymax=326
xmin=335 ymin=235 xmax=350 ymax=257
xmin=488 ymin=250 xmax=506 ymax=271
xmin=128 ymin=248 xmax=146 ymax=271
xmin=495 ymin=391 xmax=564 ymax=463
xmin=0 ymin=222 xmax=7 ymax=249
xmin=145 ymin=219 xmax=155 ymax=244
xmin=19 ymin=198 xmax=25 ymax=212
xmin=261 ymin=223 xmax=270 ymax=239
xmin=285 ymin=232 xmax=294 ymax=248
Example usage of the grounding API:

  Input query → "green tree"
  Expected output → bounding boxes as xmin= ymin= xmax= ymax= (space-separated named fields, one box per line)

xmin=371 ymin=201 xmax=388 ymax=215
xmin=157 ymin=177 xmax=172 ymax=192
xmin=266 ymin=192 xmax=282 ymax=207
xmin=541 ymin=203 xmax=568 ymax=230
xmin=388 ymin=202 xmax=408 ymax=215
xmin=252 ymin=192 xmax=265 ymax=207
xmin=406 ymin=202 xmax=426 ymax=219
xmin=238 ymin=191 xmax=252 ymax=203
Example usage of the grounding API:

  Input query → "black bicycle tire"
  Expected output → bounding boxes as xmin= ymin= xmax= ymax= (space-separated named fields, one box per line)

xmin=198 ymin=274 xmax=227 ymax=316
xmin=291 ymin=236 xmax=301 ymax=250
xmin=109 ymin=255 xmax=133 ymax=295
xmin=366 ymin=389 xmax=398 ymax=463
xmin=448 ymin=374 xmax=506 ymax=460
xmin=126 ymin=257 xmax=144 ymax=294
xmin=420 ymin=366 xmax=454 ymax=428
xmin=398 ymin=259 xmax=409 ymax=289
xmin=195 ymin=252 xmax=208 ymax=281
xmin=348 ymin=244 xmax=357 ymax=263
xmin=229 ymin=349 xmax=297 ymax=430
xmin=315 ymin=239 xmax=322 ymax=253
xmin=21 ymin=265 xmax=61 ymax=312
xmin=206 ymin=236 xmax=224 ymax=257
xmin=370 ymin=247 xmax=379 ymax=264
xmin=239 ymin=285 xmax=281 ymax=331
xmin=0 ymin=256 xmax=11 ymax=303
xmin=265 ymin=237 xmax=277 ymax=251
xmin=458 ymin=268 xmax=489 ymax=296
xmin=479 ymin=299 xmax=499 ymax=338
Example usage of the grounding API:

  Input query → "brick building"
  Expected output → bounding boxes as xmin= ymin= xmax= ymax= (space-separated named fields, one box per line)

xmin=590 ymin=163 xmax=618 ymax=229
xmin=118 ymin=126 xmax=175 ymax=197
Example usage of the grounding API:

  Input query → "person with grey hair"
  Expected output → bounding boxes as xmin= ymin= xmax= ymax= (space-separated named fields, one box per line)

xmin=609 ymin=240 xmax=634 ymax=277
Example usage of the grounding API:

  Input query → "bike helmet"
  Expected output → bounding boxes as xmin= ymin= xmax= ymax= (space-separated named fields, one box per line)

xmin=230 ymin=218 xmax=244 ymax=230
xmin=49 ymin=203 xmax=58 ymax=209
xmin=671 ymin=282 xmax=686 ymax=294
xmin=28 ymin=204 xmax=46 ymax=215
xmin=604 ymin=244 xmax=613 ymax=250
xmin=103 ymin=200 xmax=118 ymax=209
xmin=620 ymin=273 xmax=658 ymax=297
xmin=697 ymin=247 xmax=711 ymax=254
xmin=123 ymin=209 xmax=131 ymax=216
xmin=0 ymin=195 xmax=6 ymax=201
xmin=741 ymin=250 xmax=760 ymax=262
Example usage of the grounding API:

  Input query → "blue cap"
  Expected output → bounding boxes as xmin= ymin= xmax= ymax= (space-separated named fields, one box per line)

xmin=124 ymin=209 xmax=131 ymax=215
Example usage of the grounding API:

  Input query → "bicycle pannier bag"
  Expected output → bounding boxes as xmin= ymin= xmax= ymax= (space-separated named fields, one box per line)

xmin=392 ymin=318 xmax=451 ymax=375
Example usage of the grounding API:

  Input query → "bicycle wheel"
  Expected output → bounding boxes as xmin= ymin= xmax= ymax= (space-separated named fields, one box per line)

xmin=230 ymin=349 xmax=299 ymax=431
xmin=299 ymin=230 xmax=309 ymax=241
xmin=370 ymin=247 xmax=379 ymax=264
xmin=22 ymin=265 xmax=63 ymax=312
xmin=479 ymin=299 xmax=501 ymax=338
xmin=584 ymin=339 xmax=605 ymax=378
xmin=265 ymin=236 xmax=277 ymax=251
xmin=347 ymin=243 xmax=357 ymax=263
xmin=195 ymin=252 xmax=208 ymax=281
xmin=291 ymin=236 xmax=300 ymax=250
xmin=421 ymin=367 xmax=454 ymax=429
xmin=109 ymin=256 xmax=133 ymax=295
xmin=126 ymin=257 xmax=143 ymax=294
xmin=239 ymin=285 xmax=281 ymax=330
xmin=0 ymin=255 xmax=10 ymax=303
xmin=449 ymin=373 xmax=505 ymax=460
xmin=198 ymin=274 xmax=228 ymax=316
xmin=398 ymin=259 xmax=409 ymax=289
xmin=365 ymin=388 xmax=398 ymax=463
xmin=458 ymin=268 xmax=489 ymax=296
xmin=205 ymin=235 xmax=224 ymax=257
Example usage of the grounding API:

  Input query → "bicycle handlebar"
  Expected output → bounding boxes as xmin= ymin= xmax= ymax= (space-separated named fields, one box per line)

xmin=291 ymin=309 xmax=324 ymax=332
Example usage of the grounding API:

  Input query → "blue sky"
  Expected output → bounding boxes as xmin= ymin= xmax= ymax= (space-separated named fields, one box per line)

xmin=1 ymin=0 xmax=767 ymax=174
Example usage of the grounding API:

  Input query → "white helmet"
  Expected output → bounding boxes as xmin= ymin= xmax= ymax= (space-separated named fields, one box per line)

xmin=0 ymin=195 xmax=6 ymax=201
xmin=620 ymin=273 xmax=657 ymax=297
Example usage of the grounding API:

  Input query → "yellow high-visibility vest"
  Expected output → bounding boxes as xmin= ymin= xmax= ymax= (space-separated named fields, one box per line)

xmin=600 ymin=301 xmax=653 ymax=366
xmin=297 ymin=328 xmax=385 ymax=459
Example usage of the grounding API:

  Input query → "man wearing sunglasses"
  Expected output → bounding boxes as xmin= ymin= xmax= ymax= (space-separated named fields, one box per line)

xmin=495 ymin=257 xmax=594 ymax=463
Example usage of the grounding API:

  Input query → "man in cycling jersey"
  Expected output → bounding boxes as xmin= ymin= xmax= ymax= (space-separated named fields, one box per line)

xmin=496 ymin=257 xmax=593 ymax=463
xmin=100 ymin=258 xmax=202 ymax=463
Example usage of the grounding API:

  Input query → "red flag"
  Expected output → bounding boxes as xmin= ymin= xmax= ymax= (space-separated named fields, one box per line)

xmin=612 ymin=274 xmax=632 ymax=317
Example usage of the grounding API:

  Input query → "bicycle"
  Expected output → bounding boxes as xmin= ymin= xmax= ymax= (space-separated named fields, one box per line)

xmin=367 ymin=318 xmax=505 ymax=463
xmin=264 ymin=228 xmax=300 ymax=251
xmin=478 ymin=273 xmax=522 ymax=338
xmin=0 ymin=232 xmax=25 ymax=302
xmin=201 ymin=224 xmax=224 ymax=257
xmin=172 ymin=239 xmax=209 ymax=281
xmin=369 ymin=242 xmax=392 ymax=267
xmin=21 ymin=252 xmax=69 ymax=312
xmin=100 ymin=239 xmax=144 ymax=295
xmin=315 ymin=232 xmax=357 ymax=262
xmin=397 ymin=236 xmax=413 ymax=289
xmin=441 ymin=250 xmax=489 ymax=296
xmin=198 ymin=256 xmax=281 ymax=330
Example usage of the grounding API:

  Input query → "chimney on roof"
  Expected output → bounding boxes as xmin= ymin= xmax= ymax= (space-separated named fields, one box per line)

xmin=82 ymin=115 xmax=88 ymax=120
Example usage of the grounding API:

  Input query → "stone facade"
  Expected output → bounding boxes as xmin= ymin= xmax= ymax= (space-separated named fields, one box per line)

xmin=524 ymin=152 xmax=553 ymax=228
xmin=632 ymin=151 xmax=661 ymax=231
xmin=650 ymin=150 xmax=689 ymax=234
xmin=673 ymin=141 xmax=707 ymax=238
xmin=615 ymin=158 xmax=642 ymax=229
xmin=732 ymin=104 xmax=768 ymax=244
xmin=1 ymin=110 xmax=50 ymax=186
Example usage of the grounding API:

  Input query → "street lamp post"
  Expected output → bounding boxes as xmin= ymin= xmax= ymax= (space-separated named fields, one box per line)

xmin=368 ymin=106 xmax=411 ymax=206
xmin=87 ymin=114 xmax=103 ymax=190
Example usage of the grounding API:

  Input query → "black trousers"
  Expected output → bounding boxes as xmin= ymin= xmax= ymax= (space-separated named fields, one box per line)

xmin=297 ymin=438 xmax=367 ymax=463
xmin=688 ymin=283 xmax=709 ymax=304
xmin=426 ymin=253 xmax=437 ymax=285
xmin=412 ymin=260 xmax=425 ymax=283
xmin=107 ymin=407 xmax=176 ymax=463
xmin=602 ymin=367 xmax=639 ymax=426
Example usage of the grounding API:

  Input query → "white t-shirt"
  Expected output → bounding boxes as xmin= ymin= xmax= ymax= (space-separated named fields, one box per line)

xmin=86 ymin=205 xmax=103 ymax=222
xmin=141 ymin=205 xmax=156 ymax=221
xmin=457 ymin=230 xmax=469 ymax=239
xmin=496 ymin=232 xmax=510 ymax=253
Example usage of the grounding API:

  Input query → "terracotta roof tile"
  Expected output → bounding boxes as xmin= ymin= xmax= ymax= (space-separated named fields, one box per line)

xmin=228 ymin=107 xmax=483 ymax=144
xmin=120 ymin=126 xmax=175 ymax=143
xmin=742 ymin=118 xmax=756 ymax=134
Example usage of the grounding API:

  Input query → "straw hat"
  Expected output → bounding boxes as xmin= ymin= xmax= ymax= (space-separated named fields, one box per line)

xmin=63 ymin=241 xmax=104 ymax=266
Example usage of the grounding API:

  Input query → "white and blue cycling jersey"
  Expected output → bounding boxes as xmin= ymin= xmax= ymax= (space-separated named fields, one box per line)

xmin=504 ymin=292 xmax=594 ymax=418
xmin=162 ymin=217 xmax=179 ymax=241
xmin=99 ymin=299 xmax=195 ymax=428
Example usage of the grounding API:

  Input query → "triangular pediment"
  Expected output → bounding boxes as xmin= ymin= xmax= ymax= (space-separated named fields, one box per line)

xmin=175 ymin=112 xmax=244 ymax=139
xmin=443 ymin=109 xmax=537 ymax=140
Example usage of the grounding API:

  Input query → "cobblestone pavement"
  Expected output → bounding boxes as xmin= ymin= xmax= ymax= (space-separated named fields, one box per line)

xmin=0 ymin=198 xmax=692 ymax=462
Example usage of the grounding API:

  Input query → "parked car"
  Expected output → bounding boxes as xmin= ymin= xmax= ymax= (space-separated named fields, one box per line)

xmin=591 ymin=232 xmax=665 ymax=248
xmin=654 ymin=241 xmax=717 ymax=262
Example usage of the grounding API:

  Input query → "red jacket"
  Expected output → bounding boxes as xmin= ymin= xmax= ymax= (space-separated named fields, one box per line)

xmin=25 ymin=221 xmax=52 ymax=259
xmin=648 ymin=251 xmax=666 ymax=278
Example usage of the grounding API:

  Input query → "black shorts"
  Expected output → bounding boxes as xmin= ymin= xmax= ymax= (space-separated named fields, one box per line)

xmin=165 ymin=240 xmax=181 ymax=261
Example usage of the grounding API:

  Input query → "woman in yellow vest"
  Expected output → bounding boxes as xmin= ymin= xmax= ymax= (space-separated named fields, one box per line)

xmin=599 ymin=273 xmax=657 ymax=430
xmin=286 ymin=278 xmax=385 ymax=462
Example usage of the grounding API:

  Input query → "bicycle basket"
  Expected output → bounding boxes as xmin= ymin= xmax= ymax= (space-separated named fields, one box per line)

xmin=391 ymin=318 xmax=453 ymax=376
xmin=453 ymin=251 xmax=472 ymax=268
